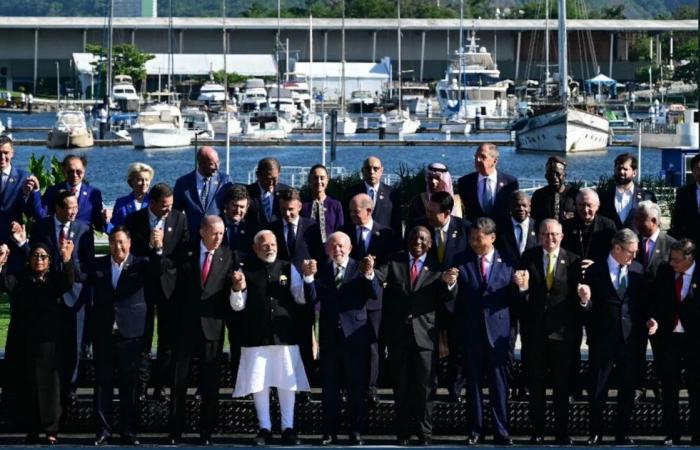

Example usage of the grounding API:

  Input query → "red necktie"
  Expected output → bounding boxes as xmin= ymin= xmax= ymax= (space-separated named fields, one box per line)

xmin=201 ymin=251 xmax=212 ymax=285
xmin=59 ymin=225 xmax=67 ymax=245
xmin=480 ymin=255 xmax=488 ymax=283
xmin=673 ymin=272 xmax=684 ymax=328
xmin=410 ymin=259 xmax=420 ymax=286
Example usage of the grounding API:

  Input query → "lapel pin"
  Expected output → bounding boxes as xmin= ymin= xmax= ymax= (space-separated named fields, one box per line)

xmin=82 ymin=192 xmax=87 ymax=196
xmin=692 ymin=283 xmax=696 ymax=289
xmin=655 ymin=249 xmax=660 ymax=253
xmin=560 ymin=259 xmax=565 ymax=264
xmin=499 ymin=181 xmax=504 ymax=187
xmin=240 ymin=229 xmax=245 ymax=234
xmin=374 ymin=231 xmax=379 ymax=236
xmin=497 ymin=258 xmax=502 ymax=263
xmin=187 ymin=251 xmax=193 ymax=256
xmin=452 ymin=231 xmax=458 ymax=238
xmin=423 ymin=266 xmax=428 ymax=271
xmin=69 ymin=231 xmax=75 ymax=239
xmin=8 ymin=178 xmax=14 ymax=183
xmin=167 ymin=227 xmax=172 ymax=232
xmin=573 ymin=229 xmax=579 ymax=235
xmin=530 ymin=231 xmax=536 ymax=236
xmin=379 ymin=194 xmax=384 ymax=200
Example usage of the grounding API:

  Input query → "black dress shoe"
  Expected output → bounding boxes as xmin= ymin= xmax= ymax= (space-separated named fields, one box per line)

xmin=555 ymin=435 xmax=574 ymax=445
xmin=465 ymin=435 xmax=484 ymax=445
xmin=23 ymin=434 xmax=40 ymax=445
xmin=367 ymin=387 xmax=379 ymax=404
xmin=95 ymin=435 xmax=110 ymax=446
xmin=320 ymin=434 xmax=338 ymax=446
xmin=530 ymin=435 xmax=544 ymax=444
xmin=348 ymin=432 xmax=365 ymax=446
xmin=47 ymin=436 xmax=58 ymax=446
xmin=281 ymin=428 xmax=301 ymax=446
xmin=587 ymin=435 xmax=601 ymax=446
xmin=494 ymin=435 xmax=513 ymax=446
xmin=614 ymin=436 xmax=635 ymax=445
xmin=121 ymin=436 xmax=140 ymax=446
xmin=663 ymin=436 xmax=681 ymax=446
xmin=253 ymin=428 xmax=272 ymax=446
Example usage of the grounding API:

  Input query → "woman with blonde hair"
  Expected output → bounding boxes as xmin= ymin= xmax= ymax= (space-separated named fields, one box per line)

xmin=110 ymin=162 xmax=154 ymax=228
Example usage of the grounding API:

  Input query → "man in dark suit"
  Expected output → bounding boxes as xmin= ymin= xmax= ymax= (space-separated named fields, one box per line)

xmin=530 ymin=156 xmax=577 ymax=226
xmin=173 ymin=146 xmax=232 ymax=245
xmin=92 ymin=227 xmax=149 ymax=446
xmin=380 ymin=226 xmax=448 ymax=445
xmin=271 ymin=187 xmax=324 ymax=390
xmin=306 ymin=231 xmax=380 ymax=446
xmin=342 ymin=156 xmax=402 ymax=236
xmin=577 ymin=228 xmax=650 ymax=445
xmin=124 ymin=183 xmax=189 ymax=401
xmin=647 ymin=239 xmax=700 ymax=445
xmin=457 ymin=143 xmax=519 ymax=223
xmin=168 ymin=215 xmax=234 ymax=446
xmin=516 ymin=219 xmax=580 ymax=445
xmin=42 ymin=154 xmax=109 ymax=232
xmin=417 ymin=191 xmax=470 ymax=402
xmin=442 ymin=217 xmax=518 ymax=445
xmin=670 ymin=154 xmax=700 ymax=245
xmin=0 ymin=135 xmax=44 ymax=273
xmin=19 ymin=190 xmax=94 ymax=402
xmin=633 ymin=200 xmax=675 ymax=402
xmin=341 ymin=192 xmax=396 ymax=403
xmin=245 ymin=157 xmax=290 ymax=228
xmin=597 ymin=153 xmax=657 ymax=231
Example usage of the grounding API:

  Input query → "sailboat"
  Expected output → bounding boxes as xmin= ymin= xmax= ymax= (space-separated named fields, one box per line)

xmin=385 ymin=0 xmax=421 ymax=135
xmin=513 ymin=0 xmax=609 ymax=153
xmin=336 ymin=0 xmax=357 ymax=135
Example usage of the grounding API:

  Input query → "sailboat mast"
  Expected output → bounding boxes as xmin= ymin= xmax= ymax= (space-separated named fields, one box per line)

xmin=458 ymin=0 xmax=463 ymax=115
xmin=222 ymin=0 xmax=228 ymax=110
xmin=106 ymin=0 xmax=113 ymax=102
xmin=397 ymin=0 xmax=402 ymax=112
xmin=168 ymin=0 xmax=174 ymax=100
xmin=341 ymin=0 xmax=346 ymax=119
xmin=557 ymin=0 xmax=568 ymax=103
xmin=309 ymin=15 xmax=314 ymax=114
xmin=545 ymin=0 xmax=550 ymax=81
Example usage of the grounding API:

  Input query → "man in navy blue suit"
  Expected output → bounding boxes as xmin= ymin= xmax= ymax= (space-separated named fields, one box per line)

xmin=16 ymin=189 xmax=94 ymax=402
xmin=173 ymin=146 xmax=232 ymax=244
xmin=0 ymin=135 xmax=45 ymax=272
xmin=42 ymin=154 xmax=109 ymax=232
xmin=457 ymin=143 xmax=519 ymax=224
xmin=92 ymin=227 xmax=150 ymax=446
xmin=443 ymin=217 xmax=518 ymax=445
xmin=245 ymin=157 xmax=290 ymax=229
xmin=577 ymin=228 xmax=650 ymax=446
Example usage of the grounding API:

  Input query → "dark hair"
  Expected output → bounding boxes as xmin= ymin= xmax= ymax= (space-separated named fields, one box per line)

xmin=509 ymin=190 xmax=530 ymax=207
xmin=407 ymin=225 xmax=432 ymax=245
xmin=690 ymin=154 xmax=700 ymax=171
xmin=223 ymin=184 xmax=250 ymax=204
xmin=0 ymin=134 xmax=13 ymax=147
xmin=109 ymin=225 xmax=131 ymax=241
xmin=279 ymin=188 xmax=301 ymax=202
xmin=62 ymin=154 xmax=87 ymax=169
xmin=471 ymin=217 xmax=497 ymax=235
xmin=149 ymin=183 xmax=173 ymax=202
xmin=614 ymin=153 xmax=638 ymax=171
xmin=308 ymin=164 xmax=328 ymax=180
xmin=54 ymin=189 xmax=76 ymax=209
xmin=428 ymin=191 xmax=454 ymax=214
xmin=670 ymin=238 xmax=696 ymax=260
xmin=256 ymin=157 xmax=281 ymax=174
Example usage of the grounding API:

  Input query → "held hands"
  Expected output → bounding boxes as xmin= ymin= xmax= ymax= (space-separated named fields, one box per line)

xmin=359 ymin=255 xmax=375 ymax=276
xmin=302 ymin=259 xmax=317 ymax=277
xmin=10 ymin=221 xmax=26 ymax=243
xmin=231 ymin=270 xmax=246 ymax=292
xmin=0 ymin=244 xmax=9 ymax=266
xmin=442 ymin=267 xmax=459 ymax=285
xmin=577 ymin=283 xmax=591 ymax=305
xmin=150 ymin=228 xmax=164 ymax=250
xmin=22 ymin=175 xmax=40 ymax=196
xmin=513 ymin=269 xmax=529 ymax=290
xmin=646 ymin=318 xmax=658 ymax=336
xmin=60 ymin=240 xmax=74 ymax=262
xmin=102 ymin=208 xmax=112 ymax=224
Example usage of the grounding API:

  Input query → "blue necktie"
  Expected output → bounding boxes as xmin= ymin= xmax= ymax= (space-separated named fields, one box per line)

xmin=368 ymin=187 xmax=376 ymax=203
xmin=263 ymin=194 xmax=272 ymax=221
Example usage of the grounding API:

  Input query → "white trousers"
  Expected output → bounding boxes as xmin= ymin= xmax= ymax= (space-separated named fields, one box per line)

xmin=253 ymin=387 xmax=296 ymax=430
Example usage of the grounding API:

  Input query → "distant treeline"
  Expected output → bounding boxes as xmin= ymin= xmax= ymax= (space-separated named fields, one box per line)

xmin=0 ymin=0 xmax=696 ymax=20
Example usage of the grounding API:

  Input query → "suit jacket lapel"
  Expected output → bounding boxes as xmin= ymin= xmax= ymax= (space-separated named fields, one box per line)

xmin=114 ymin=254 xmax=133 ymax=294
xmin=1 ymin=167 xmax=18 ymax=206
xmin=412 ymin=258 xmax=431 ymax=292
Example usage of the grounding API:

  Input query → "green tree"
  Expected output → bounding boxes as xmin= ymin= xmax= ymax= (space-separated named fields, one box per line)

xmin=86 ymin=43 xmax=155 ymax=96
xmin=672 ymin=36 xmax=698 ymax=86
xmin=212 ymin=70 xmax=248 ymax=86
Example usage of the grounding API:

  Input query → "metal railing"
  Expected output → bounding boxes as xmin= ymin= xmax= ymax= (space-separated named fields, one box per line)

xmin=246 ymin=166 xmax=398 ymax=188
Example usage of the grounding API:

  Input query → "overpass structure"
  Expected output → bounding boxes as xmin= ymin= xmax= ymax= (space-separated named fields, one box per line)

xmin=0 ymin=17 xmax=695 ymax=94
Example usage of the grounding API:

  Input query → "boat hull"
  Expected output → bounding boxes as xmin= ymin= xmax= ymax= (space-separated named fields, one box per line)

xmin=516 ymin=107 xmax=609 ymax=153
xmin=47 ymin=130 xmax=94 ymax=148
xmin=130 ymin=129 xmax=192 ymax=148
xmin=385 ymin=118 xmax=421 ymax=135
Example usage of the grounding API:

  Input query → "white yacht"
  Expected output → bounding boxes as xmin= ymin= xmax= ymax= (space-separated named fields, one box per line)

xmin=129 ymin=103 xmax=192 ymax=148
xmin=182 ymin=107 xmax=215 ymax=140
xmin=197 ymin=81 xmax=228 ymax=102
xmin=240 ymin=78 xmax=268 ymax=115
xmin=47 ymin=110 xmax=94 ymax=148
xmin=348 ymin=90 xmax=377 ymax=114
xmin=112 ymin=75 xmax=139 ymax=102
xmin=210 ymin=108 xmax=242 ymax=137
xmin=385 ymin=108 xmax=421 ymax=135
xmin=243 ymin=114 xmax=289 ymax=140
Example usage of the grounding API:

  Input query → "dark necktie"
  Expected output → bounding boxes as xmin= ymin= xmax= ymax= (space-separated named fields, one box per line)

xmin=356 ymin=227 xmax=366 ymax=256
xmin=674 ymin=272 xmax=684 ymax=328
xmin=286 ymin=223 xmax=296 ymax=256
xmin=59 ymin=224 xmax=68 ymax=245
xmin=480 ymin=255 xmax=488 ymax=283
xmin=334 ymin=266 xmax=344 ymax=289
xmin=616 ymin=264 xmax=627 ymax=297
xmin=200 ymin=177 xmax=210 ymax=207
xmin=642 ymin=238 xmax=651 ymax=269
xmin=482 ymin=178 xmax=493 ymax=215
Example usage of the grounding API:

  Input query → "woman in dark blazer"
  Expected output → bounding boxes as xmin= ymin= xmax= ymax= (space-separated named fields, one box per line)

xmin=110 ymin=162 xmax=154 ymax=229
xmin=301 ymin=164 xmax=344 ymax=244
xmin=0 ymin=241 xmax=74 ymax=445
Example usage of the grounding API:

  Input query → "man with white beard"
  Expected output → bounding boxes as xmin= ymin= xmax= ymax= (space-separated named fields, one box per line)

xmin=230 ymin=230 xmax=315 ymax=446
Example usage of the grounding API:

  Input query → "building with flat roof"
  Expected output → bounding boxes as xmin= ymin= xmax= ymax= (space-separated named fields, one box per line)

xmin=113 ymin=0 xmax=157 ymax=18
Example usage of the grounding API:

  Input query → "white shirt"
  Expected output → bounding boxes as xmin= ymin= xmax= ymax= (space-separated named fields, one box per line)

xmin=511 ymin=217 xmax=530 ymax=255
xmin=199 ymin=242 xmax=215 ymax=273
xmin=435 ymin=217 xmax=451 ymax=245
xmin=641 ymin=228 xmax=660 ymax=259
xmin=614 ymin=184 xmax=635 ymax=224
xmin=148 ymin=209 xmax=164 ymax=230
xmin=111 ymin=256 xmax=127 ymax=289
xmin=0 ymin=166 xmax=10 ymax=190
xmin=477 ymin=171 xmax=498 ymax=211
xmin=333 ymin=259 xmax=348 ymax=282
xmin=357 ymin=219 xmax=374 ymax=250
xmin=673 ymin=261 xmax=696 ymax=333
xmin=230 ymin=261 xmax=308 ymax=311
xmin=68 ymin=182 xmax=82 ymax=195
xmin=607 ymin=253 xmax=628 ymax=290
xmin=133 ymin=199 xmax=143 ymax=210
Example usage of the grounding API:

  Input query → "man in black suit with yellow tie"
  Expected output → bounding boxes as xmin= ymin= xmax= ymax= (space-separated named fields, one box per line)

xmin=516 ymin=219 xmax=580 ymax=445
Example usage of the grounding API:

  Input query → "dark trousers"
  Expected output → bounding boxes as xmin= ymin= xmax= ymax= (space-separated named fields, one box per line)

xmin=589 ymin=336 xmax=638 ymax=437
xmin=368 ymin=309 xmax=382 ymax=389
xmin=658 ymin=333 xmax=700 ymax=440
xmin=464 ymin=332 xmax=510 ymax=439
xmin=320 ymin=328 xmax=368 ymax=435
xmin=225 ymin=318 xmax=241 ymax=388
xmin=139 ymin=301 xmax=174 ymax=393
xmin=19 ymin=341 xmax=62 ymax=436
xmin=390 ymin=326 xmax=435 ymax=440
xmin=94 ymin=334 xmax=141 ymax=439
xmin=170 ymin=327 xmax=222 ymax=438
xmin=297 ymin=308 xmax=316 ymax=386
xmin=527 ymin=337 xmax=571 ymax=437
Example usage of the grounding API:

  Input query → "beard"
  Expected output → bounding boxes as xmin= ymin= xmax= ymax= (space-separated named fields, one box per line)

xmin=260 ymin=252 xmax=277 ymax=263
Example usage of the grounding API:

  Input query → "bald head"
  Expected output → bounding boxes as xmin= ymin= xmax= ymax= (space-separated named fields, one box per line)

xmin=197 ymin=146 xmax=220 ymax=177
xmin=349 ymin=193 xmax=373 ymax=227
xmin=362 ymin=156 xmax=384 ymax=186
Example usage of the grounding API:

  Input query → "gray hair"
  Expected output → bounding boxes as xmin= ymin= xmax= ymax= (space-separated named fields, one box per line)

xmin=351 ymin=193 xmax=374 ymax=210
xmin=611 ymin=228 xmax=639 ymax=248
xmin=126 ymin=162 xmax=154 ymax=183
xmin=471 ymin=217 xmax=497 ymax=235
xmin=199 ymin=214 xmax=223 ymax=230
xmin=539 ymin=218 xmax=562 ymax=234
xmin=635 ymin=200 xmax=661 ymax=223
xmin=326 ymin=231 xmax=351 ymax=246
xmin=576 ymin=187 xmax=599 ymax=204
xmin=253 ymin=229 xmax=276 ymax=245
xmin=477 ymin=142 xmax=499 ymax=159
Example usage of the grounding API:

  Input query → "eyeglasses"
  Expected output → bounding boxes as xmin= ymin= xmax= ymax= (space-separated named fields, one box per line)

xmin=31 ymin=254 xmax=49 ymax=260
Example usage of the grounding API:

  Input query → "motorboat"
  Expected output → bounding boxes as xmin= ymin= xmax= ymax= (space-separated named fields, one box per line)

xmin=47 ymin=110 xmax=94 ymax=148
xmin=347 ymin=90 xmax=377 ymax=114
xmin=182 ymin=107 xmax=215 ymax=140
xmin=440 ymin=113 xmax=472 ymax=134
xmin=198 ymin=81 xmax=228 ymax=102
xmin=210 ymin=107 xmax=242 ymax=137
xmin=385 ymin=108 xmax=421 ymax=135
xmin=128 ymin=103 xmax=192 ymax=148
xmin=112 ymin=75 xmax=139 ymax=102
xmin=243 ymin=114 xmax=289 ymax=140
xmin=240 ymin=78 xmax=268 ymax=115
